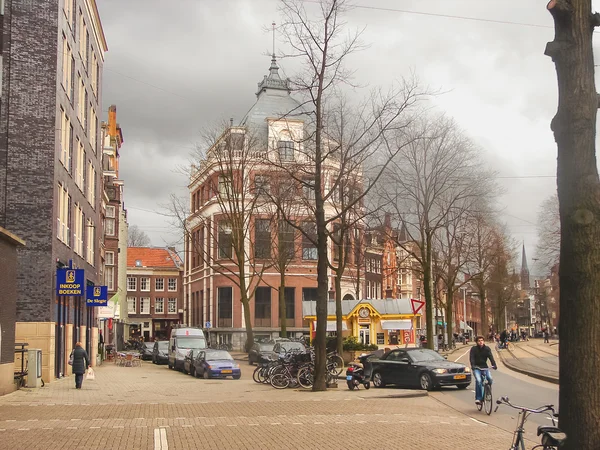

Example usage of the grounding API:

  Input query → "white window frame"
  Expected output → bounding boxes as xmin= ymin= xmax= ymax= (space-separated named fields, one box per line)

xmin=75 ymin=139 xmax=85 ymax=189
xmin=155 ymin=278 xmax=164 ymax=291
xmin=105 ymin=217 xmax=115 ymax=236
xmin=155 ymin=298 xmax=164 ymax=313
xmin=168 ymin=298 xmax=177 ymax=314
xmin=106 ymin=205 xmax=116 ymax=218
xmin=86 ymin=218 xmax=94 ymax=265
xmin=87 ymin=161 xmax=96 ymax=206
xmin=140 ymin=277 xmax=150 ymax=292
xmin=140 ymin=297 xmax=150 ymax=314
xmin=105 ymin=251 xmax=114 ymax=266
xmin=127 ymin=277 xmax=137 ymax=291
xmin=73 ymin=204 xmax=83 ymax=256
xmin=105 ymin=266 xmax=114 ymax=291
xmin=57 ymin=184 xmax=70 ymax=245
xmin=127 ymin=297 xmax=136 ymax=314
xmin=168 ymin=278 xmax=177 ymax=292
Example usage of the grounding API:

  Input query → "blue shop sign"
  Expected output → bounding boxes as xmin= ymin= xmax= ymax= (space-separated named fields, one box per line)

xmin=86 ymin=286 xmax=108 ymax=306
xmin=56 ymin=269 xmax=85 ymax=296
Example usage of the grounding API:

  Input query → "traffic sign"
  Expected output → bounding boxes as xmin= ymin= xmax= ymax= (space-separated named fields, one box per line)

xmin=410 ymin=298 xmax=425 ymax=315
xmin=205 ymin=321 xmax=211 ymax=329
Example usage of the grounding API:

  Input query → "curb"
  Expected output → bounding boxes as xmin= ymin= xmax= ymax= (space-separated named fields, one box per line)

xmin=498 ymin=349 xmax=559 ymax=385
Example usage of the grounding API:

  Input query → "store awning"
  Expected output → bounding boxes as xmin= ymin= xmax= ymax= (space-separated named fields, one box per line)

xmin=460 ymin=321 xmax=473 ymax=331
xmin=314 ymin=321 xmax=348 ymax=331
xmin=381 ymin=319 xmax=412 ymax=330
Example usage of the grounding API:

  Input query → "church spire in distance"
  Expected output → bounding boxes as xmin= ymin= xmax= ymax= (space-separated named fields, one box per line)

xmin=520 ymin=242 xmax=530 ymax=291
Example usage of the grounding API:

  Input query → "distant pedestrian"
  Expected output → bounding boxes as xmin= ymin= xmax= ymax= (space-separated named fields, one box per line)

xmin=71 ymin=342 xmax=90 ymax=389
xmin=543 ymin=330 xmax=550 ymax=343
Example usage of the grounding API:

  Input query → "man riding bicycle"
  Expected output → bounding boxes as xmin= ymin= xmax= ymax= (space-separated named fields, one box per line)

xmin=469 ymin=335 xmax=497 ymax=406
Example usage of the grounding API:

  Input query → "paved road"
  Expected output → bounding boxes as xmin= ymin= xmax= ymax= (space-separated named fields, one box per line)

xmin=0 ymin=357 xmax=516 ymax=449
xmin=431 ymin=344 xmax=559 ymax=446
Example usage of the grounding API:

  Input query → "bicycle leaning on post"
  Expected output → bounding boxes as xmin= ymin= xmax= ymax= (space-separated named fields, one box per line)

xmin=495 ymin=396 xmax=566 ymax=450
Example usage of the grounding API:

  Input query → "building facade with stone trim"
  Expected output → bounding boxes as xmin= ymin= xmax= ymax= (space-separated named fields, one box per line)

xmin=0 ymin=0 xmax=108 ymax=382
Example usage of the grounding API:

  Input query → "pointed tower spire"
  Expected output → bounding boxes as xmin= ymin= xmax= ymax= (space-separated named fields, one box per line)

xmin=520 ymin=242 xmax=530 ymax=290
xmin=255 ymin=21 xmax=290 ymax=96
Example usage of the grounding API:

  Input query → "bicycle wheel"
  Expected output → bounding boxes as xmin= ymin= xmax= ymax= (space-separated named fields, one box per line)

xmin=328 ymin=354 xmax=344 ymax=376
xmin=484 ymin=384 xmax=493 ymax=415
xmin=297 ymin=366 xmax=314 ymax=389
xmin=507 ymin=342 xmax=515 ymax=351
xmin=270 ymin=373 xmax=290 ymax=389
xmin=253 ymin=366 xmax=263 ymax=384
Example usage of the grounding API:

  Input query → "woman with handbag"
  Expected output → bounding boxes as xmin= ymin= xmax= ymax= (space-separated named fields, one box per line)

xmin=71 ymin=342 xmax=90 ymax=389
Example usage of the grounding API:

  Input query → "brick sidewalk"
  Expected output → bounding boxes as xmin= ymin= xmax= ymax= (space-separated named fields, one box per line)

xmin=0 ymin=360 xmax=516 ymax=449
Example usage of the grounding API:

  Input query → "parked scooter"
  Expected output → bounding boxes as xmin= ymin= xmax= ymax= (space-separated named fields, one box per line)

xmin=346 ymin=354 xmax=372 ymax=390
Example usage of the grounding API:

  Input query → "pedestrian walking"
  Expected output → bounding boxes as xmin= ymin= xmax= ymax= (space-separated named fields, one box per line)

xmin=71 ymin=342 xmax=90 ymax=389
xmin=543 ymin=329 xmax=550 ymax=343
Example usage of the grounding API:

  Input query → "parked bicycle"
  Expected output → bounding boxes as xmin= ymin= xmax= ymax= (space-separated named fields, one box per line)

xmin=495 ymin=396 xmax=565 ymax=449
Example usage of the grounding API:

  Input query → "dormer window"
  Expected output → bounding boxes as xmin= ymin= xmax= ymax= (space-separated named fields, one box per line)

xmin=135 ymin=260 xmax=142 ymax=267
xmin=278 ymin=140 xmax=294 ymax=161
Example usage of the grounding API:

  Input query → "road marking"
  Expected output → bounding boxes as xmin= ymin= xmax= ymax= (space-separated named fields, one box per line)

xmin=27 ymin=419 xmax=38 ymax=422
xmin=455 ymin=348 xmax=471 ymax=362
xmin=66 ymin=426 xmax=77 ymax=429
xmin=6 ymin=420 xmax=15 ymax=422
xmin=17 ymin=428 xmax=30 ymax=431
xmin=71 ymin=418 xmax=81 ymax=421
xmin=90 ymin=426 xmax=101 ymax=429
xmin=314 ymin=422 xmax=324 ymax=424
xmin=249 ymin=424 xmax=259 ymax=426
xmin=378 ymin=420 xmax=389 ymax=423
xmin=154 ymin=428 xmax=168 ymax=450
xmin=42 ymin=428 xmax=52 ymax=430
xmin=113 ymin=426 xmax=124 ymax=429
xmin=227 ymin=424 xmax=237 ymax=427
xmin=469 ymin=418 xmax=487 ymax=426
xmin=204 ymin=425 xmax=215 ymax=427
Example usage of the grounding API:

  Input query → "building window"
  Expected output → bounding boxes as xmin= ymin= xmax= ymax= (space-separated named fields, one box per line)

xmin=255 ymin=287 xmax=271 ymax=326
xmin=377 ymin=333 xmax=385 ymax=345
xmin=59 ymin=109 xmax=71 ymax=168
xmin=168 ymin=298 xmax=177 ymax=313
xmin=106 ymin=205 xmax=115 ymax=218
xmin=254 ymin=219 xmax=271 ymax=259
xmin=254 ymin=175 xmax=270 ymax=196
xmin=168 ymin=278 xmax=177 ymax=291
xmin=140 ymin=297 xmax=150 ymax=314
xmin=301 ymin=222 xmax=317 ymax=260
xmin=86 ymin=218 xmax=94 ymax=265
xmin=57 ymin=184 xmax=70 ymax=245
xmin=218 ymin=287 xmax=233 ymax=327
xmin=73 ymin=204 xmax=83 ymax=256
xmin=302 ymin=178 xmax=315 ymax=201
xmin=155 ymin=278 xmax=164 ymax=291
xmin=285 ymin=287 xmax=295 ymax=320
xmin=105 ymin=218 xmax=115 ymax=236
xmin=218 ymin=222 xmax=232 ymax=259
xmin=105 ymin=266 xmax=114 ymax=291
xmin=302 ymin=287 xmax=318 ymax=302
xmin=277 ymin=140 xmax=294 ymax=161
xmin=140 ymin=277 xmax=150 ymax=292
xmin=366 ymin=281 xmax=371 ymax=299
xmin=127 ymin=277 xmax=137 ymax=291
xmin=278 ymin=220 xmax=295 ymax=260
xmin=155 ymin=298 xmax=164 ymax=313
xmin=105 ymin=251 xmax=114 ymax=266
xmin=78 ymin=76 xmax=85 ymax=123
xmin=127 ymin=297 xmax=136 ymax=314
xmin=218 ymin=175 xmax=231 ymax=197
xmin=75 ymin=139 xmax=85 ymax=189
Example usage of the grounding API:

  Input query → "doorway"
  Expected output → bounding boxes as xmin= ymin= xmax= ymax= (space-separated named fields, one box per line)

xmin=359 ymin=325 xmax=370 ymax=345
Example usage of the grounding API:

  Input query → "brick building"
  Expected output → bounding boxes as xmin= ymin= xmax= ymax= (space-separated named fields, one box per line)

xmin=126 ymin=248 xmax=184 ymax=342
xmin=0 ymin=0 xmax=108 ymax=381
xmin=97 ymin=105 xmax=128 ymax=348
xmin=184 ymin=56 xmax=361 ymax=349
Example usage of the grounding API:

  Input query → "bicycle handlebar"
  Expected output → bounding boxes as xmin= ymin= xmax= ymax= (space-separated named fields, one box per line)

xmin=495 ymin=396 xmax=556 ymax=415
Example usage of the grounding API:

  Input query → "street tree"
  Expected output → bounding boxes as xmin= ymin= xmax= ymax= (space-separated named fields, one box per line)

xmin=128 ymin=225 xmax=151 ymax=247
xmin=378 ymin=115 xmax=494 ymax=349
xmin=535 ymin=193 xmax=560 ymax=269
xmin=544 ymin=1 xmax=600 ymax=446
xmin=276 ymin=0 xmax=426 ymax=390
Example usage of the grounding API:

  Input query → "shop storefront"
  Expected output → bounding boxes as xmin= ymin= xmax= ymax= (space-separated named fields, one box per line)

xmin=304 ymin=299 xmax=421 ymax=347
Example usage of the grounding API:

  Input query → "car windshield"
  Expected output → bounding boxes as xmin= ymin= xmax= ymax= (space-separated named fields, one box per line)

xmin=144 ymin=342 xmax=154 ymax=349
xmin=279 ymin=342 xmax=305 ymax=352
xmin=409 ymin=349 xmax=446 ymax=363
xmin=177 ymin=337 xmax=206 ymax=349
xmin=204 ymin=350 xmax=233 ymax=361
xmin=157 ymin=342 xmax=169 ymax=350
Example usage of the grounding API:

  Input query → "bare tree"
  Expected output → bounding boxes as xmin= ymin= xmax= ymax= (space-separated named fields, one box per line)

xmin=275 ymin=0 xmax=426 ymax=390
xmin=128 ymin=225 xmax=151 ymax=247
xmin=378 ymin=115 xmax=495 ymax=349
xmin=544 ymin=2 xmax=600 ymax=446
xmin=535 ymin=193 xmax=560 ymax=269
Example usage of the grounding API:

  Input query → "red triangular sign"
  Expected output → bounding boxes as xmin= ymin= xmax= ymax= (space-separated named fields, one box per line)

xmin=410 ymin=298 xmax=425 ymax=315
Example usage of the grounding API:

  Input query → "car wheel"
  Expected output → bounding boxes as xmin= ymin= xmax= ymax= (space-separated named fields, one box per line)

xmin=203 ymin=370 xmax=210 ymax=380
xmin=190 ymin=366 xmax=195 ymax=377
xmin=168 ymin=362 xmax=173 ymax=370
xmin=420 ymin=373 xmax=434 ymax=391
xmin=372 ymin=372 xmax=385 ymax=388
xmin=456 ymin=384 xmax=468 ymax=390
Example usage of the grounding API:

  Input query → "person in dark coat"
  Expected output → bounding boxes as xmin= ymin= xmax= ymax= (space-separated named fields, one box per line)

xmin=71 ymin=342 xmax=90 ymax=389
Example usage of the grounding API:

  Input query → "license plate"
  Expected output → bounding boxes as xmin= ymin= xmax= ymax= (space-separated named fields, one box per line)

xmin=346 ymin=375 xmax=353 ymax=381
xmin=453 ymin=374 xmax=467 ymax=380
xmin=221 ymin=370 xmax=232 ymax=374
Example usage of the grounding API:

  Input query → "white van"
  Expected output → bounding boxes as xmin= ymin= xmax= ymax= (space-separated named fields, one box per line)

xmin=168 ymin=327 xmax=207 ymax=370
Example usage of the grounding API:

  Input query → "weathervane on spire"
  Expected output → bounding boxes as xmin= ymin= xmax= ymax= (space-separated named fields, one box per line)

xmin=272 ymin=21 xmax=276 ymax=57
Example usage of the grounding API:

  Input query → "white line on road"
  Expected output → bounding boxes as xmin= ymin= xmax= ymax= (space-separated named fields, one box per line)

xmin=455 ymin=348 xmax=471 ymax=362
xmin=154 ymin=427 xmax=168 ymax=450
xmin=469 ymin=418 xmax=487 ymax=426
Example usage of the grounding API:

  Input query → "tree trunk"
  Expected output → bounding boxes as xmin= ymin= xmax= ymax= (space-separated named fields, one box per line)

xmin=313 ymin=213 xmax=329 ymax=391
xmin=335 ymin=275 xmax=343 ymax=356
xmin=479 ymin=290 xmax=487 ymax=337
xmin=279 ymin=271 xmax=287 ymax=338
xmin=545 ymin=2 xmax=600 ymax=447
xmin=423 ymin=233 xmax=435 ymax=350
xmin=239 ymin=275 xmax=254 ymax=352
xmin=445 ymin=292 xmax=453 ymax=348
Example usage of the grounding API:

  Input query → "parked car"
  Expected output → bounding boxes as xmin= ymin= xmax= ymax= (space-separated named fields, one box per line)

xmin=140 ymin=342 xmax=155 ymax=361
xmin=370 ymin=348 xmax=471 ymax=391
xmin=269 ymin=341 xmax=306 ymax=360
xmin=184 ymin=349 xmax=241 ymax=379
xmin=248 ymin=342 xmax=275 ymax=365
xmin=168 ymin=327 xmax=207 ymax=370
xmin=152 ymin=340 xmax=169 ymax=365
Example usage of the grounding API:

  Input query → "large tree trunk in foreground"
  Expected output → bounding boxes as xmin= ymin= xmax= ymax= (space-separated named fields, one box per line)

xmin=545 ymin=1 xmax=600 ymax=448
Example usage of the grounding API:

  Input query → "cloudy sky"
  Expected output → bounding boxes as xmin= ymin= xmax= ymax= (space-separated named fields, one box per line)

xmin=96 ymin=0 xmax=600 ymax=276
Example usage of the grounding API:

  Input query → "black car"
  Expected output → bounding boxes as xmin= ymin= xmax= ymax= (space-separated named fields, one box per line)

xmin=152 ymin=340 xmax=169 ymax=364
xmin=140 ymin=342 xmax=155 ymax=361
xmin=248 ymin=342 xmax=275 ymax=365
xmin=269 ymin=341 xmax=306 ymax=360
xmin=370 ymin=348 xmax=471 ymax=391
